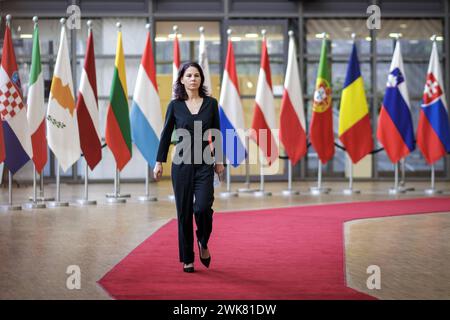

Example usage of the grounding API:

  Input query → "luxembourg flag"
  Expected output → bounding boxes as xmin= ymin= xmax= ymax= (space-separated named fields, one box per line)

xmin=0 ymin=22 xmax=33 ymax=174
xmin=377 ymin=41 xmax=415 ymax=164
xmin=250 ymin=34 xmax=279 ymax=165
xmin=131 ymin=27 xmax=163 ymax=169
xmin=279 ymin=31 xmax=307 ymax=166
xmin=417 ymin=41 xmax=450 ymax=164
xmin=218 ymin=38 xmax=247 ymax=167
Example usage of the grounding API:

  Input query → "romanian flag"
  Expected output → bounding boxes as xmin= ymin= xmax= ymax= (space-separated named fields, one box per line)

xmin=105 ymin=29 xmax=132 ymax=171
xmin=310 ymin=38 xmax=334 ymax=164
xmin=338 ymin=43 xmax=373 ymax=164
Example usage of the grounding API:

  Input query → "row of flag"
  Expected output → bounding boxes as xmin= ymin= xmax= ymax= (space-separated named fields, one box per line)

xmin=0 ymin=19 xmax=449 ymax=182
xmin=245 ymin=34 xmax=450 ymax=170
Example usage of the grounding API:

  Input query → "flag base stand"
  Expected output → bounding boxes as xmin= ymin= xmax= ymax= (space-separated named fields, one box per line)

xmin=106 ymin=193 xmax=130 ymax=198
xmin=282 ymin=189 xmax=300 ymax=196
xmin=28 ymin=196 xmax=54 ymax=202
xmin=23 ymin=202 xmax=46 ymax=209
xmin=424 ymin=188 xmax=442 ymax=195
xmin=76 ymin=199 xmax=97 ymax=206
xmin=237 ymin=187 xmax=258 ymax=193
xmin=220 ymin=191 xmax=238 ymax=198
xmin=1 ymin=204 xmax=22 ymax=211
xmin=253 ymin=190 xmax=272 ymax=197
xmin=343 ymin=188 xmax=360 ymax=195
xmin=388 ymin=188 xmax=406 ymax=195
xmin=138 ymin=195 xmax=157 ymax=202
xmin=309 ymin=187 xmax=330 ymax=195
xmin=47 ymin=201 xmax=69 ymax=208
xmin=106 ymin=197 xmax=126 ymax=204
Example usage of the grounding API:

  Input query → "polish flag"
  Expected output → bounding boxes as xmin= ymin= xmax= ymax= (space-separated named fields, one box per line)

xmin=76 ymin=28 xmax=102 ymax=170
xmin=250 ymin=34 xmax=279 ymax=165
xmin=279 ymin=31 xmax=307 ymax=166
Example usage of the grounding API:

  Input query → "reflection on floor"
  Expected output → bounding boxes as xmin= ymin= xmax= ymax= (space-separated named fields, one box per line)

xmin=0 ymin=180 xmax=449 ymax=299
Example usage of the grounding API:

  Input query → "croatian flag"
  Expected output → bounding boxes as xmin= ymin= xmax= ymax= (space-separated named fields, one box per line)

xmin=218 ymin=39 xmax=247 ymax=167
xmin=377 ymin=41 xmax=415 ymax=164
xmin=417 ymin=41 xmax=450 ymax=164
xmin=131 ymin=28 xmax=163 ymax=169
xmin=0 ymin=23 xmax=33 ymax=174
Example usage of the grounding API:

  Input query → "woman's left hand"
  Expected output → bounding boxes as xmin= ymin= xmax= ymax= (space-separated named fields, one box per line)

xmin=214 ymin=163 xmax=225 ymax=181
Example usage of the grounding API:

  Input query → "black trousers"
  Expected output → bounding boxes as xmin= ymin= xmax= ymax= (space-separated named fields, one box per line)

xmin=171 ymin=163 xmax=215 ymax=264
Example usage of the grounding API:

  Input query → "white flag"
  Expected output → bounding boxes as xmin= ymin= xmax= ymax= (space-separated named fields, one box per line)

xmin=199 ymin=29 xmax=212 ymax=95
xmin=46 ymin=24 xmax=80 ymax=172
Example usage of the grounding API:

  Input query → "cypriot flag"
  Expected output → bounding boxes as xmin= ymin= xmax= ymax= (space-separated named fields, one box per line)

xmin=47 ymin=22 xmax=80 ymax=172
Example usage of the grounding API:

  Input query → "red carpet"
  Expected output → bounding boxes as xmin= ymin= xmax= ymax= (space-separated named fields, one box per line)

xmin=98 ymin=197 xmax=450 ymax=299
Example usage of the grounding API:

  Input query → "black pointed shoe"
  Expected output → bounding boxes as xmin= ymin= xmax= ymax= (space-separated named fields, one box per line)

xmin=183 ymin=263 xmax=194 ymax=273
xmin=197 ymin=241 xmax=211 ymax=268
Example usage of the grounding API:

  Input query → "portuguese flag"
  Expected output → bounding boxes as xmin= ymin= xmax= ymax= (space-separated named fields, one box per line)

xmin=309 ymin=37 xmax=335 ymax=164
xmin=105 ymin=30 xmax=132 ymax=171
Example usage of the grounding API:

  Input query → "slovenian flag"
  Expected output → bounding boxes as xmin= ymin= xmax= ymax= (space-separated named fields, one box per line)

xmin=218 ymin=38 xmax=247 ymax=167
xmin=377 ymin=41 xmax=415 ymax=164
xmin=417 ymin=41 xmax=450 ymax=164
xmin=0 ymin=22 xmax=33 ymax=174
xmin=131 ymin=27 xmax=163 ymax=169
xmin=338 ymin=43 xmax=373 ymax=164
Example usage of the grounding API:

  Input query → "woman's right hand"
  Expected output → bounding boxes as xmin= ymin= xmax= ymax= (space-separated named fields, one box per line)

xmin=153 ymin=162 xmax=163 ymax=181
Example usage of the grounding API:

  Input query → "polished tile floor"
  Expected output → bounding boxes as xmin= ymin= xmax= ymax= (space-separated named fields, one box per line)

xmin=0 ymin=179 xmax=449 ymax=299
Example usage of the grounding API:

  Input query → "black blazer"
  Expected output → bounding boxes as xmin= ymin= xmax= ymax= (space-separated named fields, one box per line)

xmin=156 ymin=96 xmax=224 ymax=165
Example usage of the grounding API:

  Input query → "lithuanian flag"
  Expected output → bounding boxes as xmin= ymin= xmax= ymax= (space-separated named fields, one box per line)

xmin=105 ymin=29 xmax=132 ymax=171
xmin=338 ymin=43 xmax=373 ymax=164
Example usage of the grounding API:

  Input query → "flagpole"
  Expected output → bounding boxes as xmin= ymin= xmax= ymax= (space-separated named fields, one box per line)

xmin=220 ymin=159 xmax=238 ymax=198
xmin=425 ymin=164 xmax=442 ymax=194
xmin=310 ymin=32 xmax=330 ymax=196
xmin=23 ymin=164 xmax=46 ymax=209
xmin=138 ymin=164 xmax=157 ymax=202
xmin=389 ymin=161 xmax=405 ymax=194
xmin=282 ymin=159 xmax=299 ymax=196
xmin=48 ymin=161 xmax=69 ymax=207
xmin=399 ymin=157 xmax=414 ymax=192
xmin=310 ymin=159 xmax=330 ymax=195
xmin=107 ymin=168 xmax=126 ymax=203
xmin=343 ymin=154 xmax=360 ymax=195
xmin=237 ymin=131 xmax=257 ymax=194
xmin=24 ymin=16 xmax=48 ymax=208
xmin=1 ymin=171 xmax=22 ymax=211
xmin=254 ymin=152 xmax=272 ymax=197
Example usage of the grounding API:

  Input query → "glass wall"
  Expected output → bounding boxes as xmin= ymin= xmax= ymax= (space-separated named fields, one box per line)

xmin=2 ymin=11 xmax=447 ymax=182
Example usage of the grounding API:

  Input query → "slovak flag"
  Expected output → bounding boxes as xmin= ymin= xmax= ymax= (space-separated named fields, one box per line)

xmin=377 ymin=41 xmax=415 ymax=164
xmin=417 ymin=41 xmax=450 ymax=164
xmin=0 ymin=23 xmax=33 ymax=174
xmin=131 ymin=27 xmax=163 ymax=169
xmin=218 ymin=38 xmax=247 ymax=167
xmin=250 ymin=35 xmax=279 ymax=165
